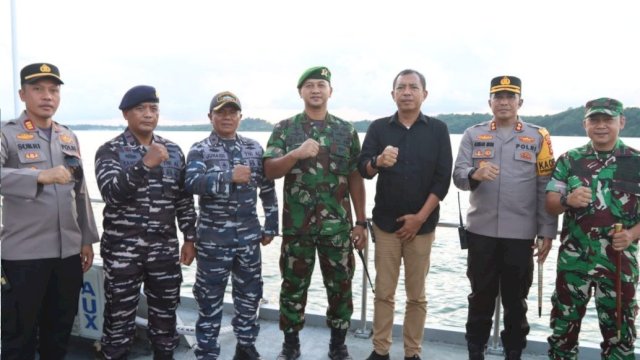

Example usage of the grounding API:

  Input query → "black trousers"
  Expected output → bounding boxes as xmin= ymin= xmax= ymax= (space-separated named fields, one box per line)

xmin=464 ymin=232 xmax=534 ymax=351
xmin=1 ymin=255 xmax=83 ymax=360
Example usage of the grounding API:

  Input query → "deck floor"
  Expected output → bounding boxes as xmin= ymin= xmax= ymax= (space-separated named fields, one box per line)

xmin=65 ymin=300 xmax=556 ymax=360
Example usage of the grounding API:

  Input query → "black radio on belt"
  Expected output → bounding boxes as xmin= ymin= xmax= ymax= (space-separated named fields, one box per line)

xmin=457 ymin=192 xmax=468 ymax=250
xmin=64 ymin=155 xmax=84 ymax=184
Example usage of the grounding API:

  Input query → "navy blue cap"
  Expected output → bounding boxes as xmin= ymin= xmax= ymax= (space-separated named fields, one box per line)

xmin=119 ymin=85 xmax=159 ymax=110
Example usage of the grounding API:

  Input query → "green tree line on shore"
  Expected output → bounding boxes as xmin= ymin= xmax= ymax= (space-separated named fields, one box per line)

xmin=70 ymin=107 xmax=640 ymax=136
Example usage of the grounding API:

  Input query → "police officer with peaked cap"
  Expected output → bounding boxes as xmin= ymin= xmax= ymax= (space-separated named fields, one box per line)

xmin=453 ymin=76 xmax=557 ymax=360
xmin=1 ymin=62 xmax=100 ymax=358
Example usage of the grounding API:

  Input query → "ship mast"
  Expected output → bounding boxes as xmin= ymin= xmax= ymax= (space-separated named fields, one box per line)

xmin=11 ymin=0 xmax=21 ymax=118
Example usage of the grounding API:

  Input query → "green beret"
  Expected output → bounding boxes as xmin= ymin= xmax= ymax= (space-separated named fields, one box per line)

xmin=297 ymin=66 xmax=331 ymax=89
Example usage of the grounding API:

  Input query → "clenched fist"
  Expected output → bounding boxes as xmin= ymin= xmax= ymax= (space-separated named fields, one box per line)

xmin=472 ymin=162 xmax=500 ymax=181
xmin=293 ymin=139 xmax=320 ymax=160
xmin=377 ymin=145 xmax=398 ymax=168
xmin=567 ymin=186 xmax=592 ymax=208
xmin=142 ymin=143 xmax=169 ymax=168
xmin=232 ymin=164 xmax=252 ymax=184
xmin=37 ymin=165 xmax=72 ymax=185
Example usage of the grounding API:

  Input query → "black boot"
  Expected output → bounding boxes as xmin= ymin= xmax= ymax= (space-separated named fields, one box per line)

xmin=277 ymin=332 xmax=300 ymax=360
xmin=153 ymin=350 xmax=173 ymax=360
xmin=328 ymin=328 xmax=352 ymax=360
xmin=233 ymin=344 xmax=262 ymax=360
xmin=366 ymin=351 xmax=389 ymax=360
xmin=504 ymin=349 xmax=522 ymax=360
xmin=467 ymin=343 xmax=486 ymax=360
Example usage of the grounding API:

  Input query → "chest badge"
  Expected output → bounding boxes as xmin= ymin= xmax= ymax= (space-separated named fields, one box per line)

xmin=25 ymin=152 xmax=40 ymax=160
xmin=17 ymin=133 xmax=35 ymax=140
xmin=60 ymin=134 xmax=73 ymax=143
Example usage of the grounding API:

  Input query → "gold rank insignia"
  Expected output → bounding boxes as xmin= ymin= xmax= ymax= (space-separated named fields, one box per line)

xmin=500 ymin=76 xmax=510 ymax=85
xmin=518 ymin=136 xmax=535 ymax=143
xmin=25 ymin=152 xmax=39 ymax=160
xmin=520 ymin=152 xmax=532 ymax=161
xmin=24 ymin=119 xmax=36 ymax=131
xmin=60 ymin=134 xmax=73 ymax=143
xmin=40 ymin=64 xmax=52 ymax=73
xmin=17 ymin=133 xmax=35 ymax=140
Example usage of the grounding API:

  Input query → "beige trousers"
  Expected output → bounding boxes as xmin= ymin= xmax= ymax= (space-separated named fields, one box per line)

xmin=371 ymin=223 xmax=435 ymax=357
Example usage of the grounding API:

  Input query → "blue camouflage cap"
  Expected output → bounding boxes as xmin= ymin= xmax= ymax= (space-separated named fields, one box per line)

xmin=119 ymin=85 xmax=159 ymax=110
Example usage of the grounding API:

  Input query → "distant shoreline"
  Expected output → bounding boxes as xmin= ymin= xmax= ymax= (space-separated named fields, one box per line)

xmin=4 ymin=105 xmax=638 ymax=136
xmin=67 ymin=104 xmax=640 ymax=137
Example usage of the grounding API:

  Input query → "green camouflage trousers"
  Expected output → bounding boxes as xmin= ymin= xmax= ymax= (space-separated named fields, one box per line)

xmin=279 ymin=232 xmax=355 ymax=332
xmin=548 ymin=258 xmax=638 ymax=359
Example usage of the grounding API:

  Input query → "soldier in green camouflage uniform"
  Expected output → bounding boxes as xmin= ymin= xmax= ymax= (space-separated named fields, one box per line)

xmin=263 ymin=66 xmax=367 ymax=360
xmin=545 ymin=98 xmax=640 ymax=359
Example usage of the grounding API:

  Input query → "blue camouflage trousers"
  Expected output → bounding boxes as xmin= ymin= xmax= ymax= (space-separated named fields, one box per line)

xmin=101 ymin=253 xmax=182 ymax=359
xmin=193 ymin=242 xmax=263 ymax=360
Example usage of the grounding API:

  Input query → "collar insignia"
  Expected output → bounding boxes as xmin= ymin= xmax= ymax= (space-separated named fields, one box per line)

xmin=24 ymin=119 xmax=36 ymax=131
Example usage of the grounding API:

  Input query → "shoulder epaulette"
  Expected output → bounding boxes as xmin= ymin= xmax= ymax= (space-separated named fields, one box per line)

xmin=54 ymin=121 xmax=70 ymax=130
xmin=523 ymin=122 xmax=544 ymax=130
xmin=470 ymin=121 xmax=490 ymax=128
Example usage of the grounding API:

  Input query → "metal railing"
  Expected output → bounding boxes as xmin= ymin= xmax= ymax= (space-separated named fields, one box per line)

xmin=354 ymin=218 xmax=507 ymax=355
xmin=84 ymin=199 xmax=508 ymax=353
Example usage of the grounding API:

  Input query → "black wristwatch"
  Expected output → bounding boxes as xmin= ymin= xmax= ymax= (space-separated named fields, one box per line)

xmin=468 ymin=167 xmax=478 ymax=180
xmin=354 ymin=221 xmax=368 ymax=228
xmin=560 ymin=194 xmax=570 ymax=209
xmin=370 ymin=155 xmax=379 ymax=170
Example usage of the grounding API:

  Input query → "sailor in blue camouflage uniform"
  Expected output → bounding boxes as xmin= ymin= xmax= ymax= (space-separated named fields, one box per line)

xmin=185 ymin=91 xmax=279 ymax=360
xmin=95 ymin=85 xmax=197 ymax=360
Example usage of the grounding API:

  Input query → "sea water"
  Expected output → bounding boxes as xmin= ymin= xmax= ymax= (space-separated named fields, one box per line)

xmin=76 ymin=130 xmax=640 ymax=344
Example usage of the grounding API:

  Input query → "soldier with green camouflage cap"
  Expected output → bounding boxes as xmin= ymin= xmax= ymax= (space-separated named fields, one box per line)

xmin=264 ymin=66 xmax=367 ymax=360
xmin=546 ymin=97 xmax=640 ymax=359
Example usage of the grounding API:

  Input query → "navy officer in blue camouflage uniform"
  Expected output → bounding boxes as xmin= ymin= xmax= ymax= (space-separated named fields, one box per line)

xmin=95 ymin=85 xmax=198 ymax=360
xmin=185 ymin=91 xmax=278 ymax=360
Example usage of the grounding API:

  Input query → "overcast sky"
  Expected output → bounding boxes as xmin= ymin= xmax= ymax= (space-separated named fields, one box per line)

xmin=1 ymin=0 xmax=639 ymax=125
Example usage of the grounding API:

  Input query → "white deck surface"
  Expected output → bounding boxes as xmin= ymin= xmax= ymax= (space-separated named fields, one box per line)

xmin=64 ymin=298 xmax=616 ymax=360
